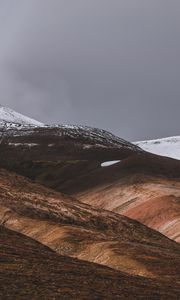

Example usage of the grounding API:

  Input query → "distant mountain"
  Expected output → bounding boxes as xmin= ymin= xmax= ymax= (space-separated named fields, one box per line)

xmin=0 ymin=105 xmax=43 ymax=126
xmin=135 ymin=136 xmax=180 ymax=160
xmin=1 ymin=105 xmax=179 ymax=161
xmin=0 ymin=123 xmax=143 ymax=163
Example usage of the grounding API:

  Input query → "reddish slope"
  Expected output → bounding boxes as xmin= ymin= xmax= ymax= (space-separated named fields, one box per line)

xmin=123 ymin=195 xmax=180 ymax=242
xmin=55 ymin=155 xmax=180 ymax=242
xmin=72 ymin=175 xmax=180 ymax=242
xmin=0 ymin=168 xmax=180 ymax=281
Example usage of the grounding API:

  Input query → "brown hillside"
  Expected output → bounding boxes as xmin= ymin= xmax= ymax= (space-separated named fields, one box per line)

xmin=0 ymin=168 xmax=180 ymax=282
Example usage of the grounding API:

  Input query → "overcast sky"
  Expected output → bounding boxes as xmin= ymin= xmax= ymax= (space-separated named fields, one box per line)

xmin=0 ymin=0 xmax=180 ymax=141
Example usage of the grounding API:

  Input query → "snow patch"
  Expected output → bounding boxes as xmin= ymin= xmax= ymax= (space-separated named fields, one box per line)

xmin=101 ymin=160 xmax=120 ymax=167
xmin=8 ymin=143 xmax=39 ymax=147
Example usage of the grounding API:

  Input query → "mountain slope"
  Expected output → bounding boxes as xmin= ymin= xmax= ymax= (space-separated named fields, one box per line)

xmin=135 ymin=136 xmax=180 ymax=160
xmin=55 ymin=154 xmax=180 ymax=242
xmin=123 ymin=194 xmax=180 ymax=242
xmin=0 ymin=105 xmax=43 ymax=126
xmin=0 ymin=168 xmax=180 ymax=281
xmin=0 ymin=115 xmax=179 ymax=243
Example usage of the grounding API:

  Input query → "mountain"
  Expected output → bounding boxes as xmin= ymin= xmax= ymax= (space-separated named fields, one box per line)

xmin=136 ymin=136 xmax=180 ymax=160
xmin=0 ymin=108 xmax=179 ymax=243
xmin=0 ymin=105 xmax=43 ymax=126
xmin=0 ymin=123 xmax=143 ymax=165
xmin=0 ymin=105 xmax=180 ymax=298
xmin=1 ymin=104 xmax=179 ymax=160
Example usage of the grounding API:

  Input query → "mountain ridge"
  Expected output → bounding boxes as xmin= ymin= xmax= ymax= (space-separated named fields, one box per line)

xmin=1 ymin=104 xmax=179 ymax=161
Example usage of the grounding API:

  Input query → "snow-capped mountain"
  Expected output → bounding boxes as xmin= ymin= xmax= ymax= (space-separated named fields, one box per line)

xmin=135 ymin=136 xmax=180 ymax=160
xmin=0 ymin=122 xmax=142 ymax=154
xmin=0 ymin=105 xmax=141 ymax=153
xmin=0 ymin=107 xmax=142 ymax=162
xmin=0 ymin=105 xmax=43 ymax=126
xmin=1 ymin=105 xmax=179 ymax=161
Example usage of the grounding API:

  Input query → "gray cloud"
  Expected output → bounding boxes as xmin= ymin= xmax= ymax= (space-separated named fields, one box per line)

xmin=0 ymin=0 xmax=180 ymax=140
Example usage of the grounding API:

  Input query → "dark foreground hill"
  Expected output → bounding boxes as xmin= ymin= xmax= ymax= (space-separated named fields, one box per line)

xmin=0 ymin=226 xmax=180 ymax=300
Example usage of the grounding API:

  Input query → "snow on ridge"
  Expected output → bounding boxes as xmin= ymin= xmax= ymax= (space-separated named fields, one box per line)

xmin=0 ymin=105 xmax=43 ymax=126
xmin=1 ymin=104 xmax=178 ymax=160
xmin=47 ymin=124 xmax=141 ymax=151
xmin=135 ymin=136 xmax=180 ymax=160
